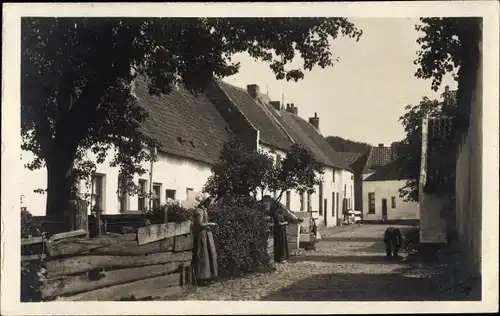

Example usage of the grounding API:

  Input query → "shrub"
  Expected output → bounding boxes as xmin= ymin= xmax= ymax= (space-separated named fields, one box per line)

xmin=21 ymin=208 xmax=42 ymax=238
xmin=208 ymin=197 xmax=271 ymax=277
xmin=145 ymin=199 xmax=194 ymax=223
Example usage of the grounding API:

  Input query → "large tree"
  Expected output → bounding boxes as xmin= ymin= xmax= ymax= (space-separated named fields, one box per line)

xmin=398 ymin=17 xmax=482 ymax=202
xmin=22 ymin=18 xmax=362 ymax=227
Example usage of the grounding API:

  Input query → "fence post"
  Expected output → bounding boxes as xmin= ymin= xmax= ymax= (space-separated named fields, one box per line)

xmin=67 ymin=199 xmax=89 ymax=236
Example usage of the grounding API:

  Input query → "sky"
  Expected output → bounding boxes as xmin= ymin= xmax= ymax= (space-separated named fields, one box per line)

xmin=222 ymin=18 xmax=457 ymax=146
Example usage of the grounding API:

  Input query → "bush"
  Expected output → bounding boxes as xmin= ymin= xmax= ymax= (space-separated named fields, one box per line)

xmin=145 ymin=199 xmax=194 ymax=223
xmin=208 ymin=197 xmax=271 ymax=277
xmin=21 ymin=208 xmax=42 ymax=238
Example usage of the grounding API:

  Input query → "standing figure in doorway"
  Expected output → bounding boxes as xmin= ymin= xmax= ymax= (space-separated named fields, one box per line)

xmin=192 ymin=194 xmax=218 ymax=286
xmin=272 ymin=208 xmax=289 ymax=263
xmin=384 ymin=227 xmax=403 ymax=257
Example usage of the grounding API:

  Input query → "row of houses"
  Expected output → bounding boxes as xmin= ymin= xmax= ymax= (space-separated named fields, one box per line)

xmin=21 ymin=75 xmax=355 ymax=227
xmin=334 ymin=142 xmax=419 ymax=223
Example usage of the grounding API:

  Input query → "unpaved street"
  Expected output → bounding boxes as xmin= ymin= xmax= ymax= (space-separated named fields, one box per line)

xmin=164 ymin=224 xmax=478 ymax=301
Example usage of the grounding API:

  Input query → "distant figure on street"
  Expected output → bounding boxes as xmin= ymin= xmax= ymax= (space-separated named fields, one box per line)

xmin=384 ymin=227 xmax=403 ymax=257
xmin=272 ymin=207 xmax=289 ymax=263
xmin=192 ymin=194 xmax=218 ymax=286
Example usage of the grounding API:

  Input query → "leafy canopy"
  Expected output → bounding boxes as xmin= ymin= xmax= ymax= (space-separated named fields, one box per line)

xmin=21 ymin=17 xmax=362 ymax=219
xmin=203 ymin=138 xmax=325 ymax=206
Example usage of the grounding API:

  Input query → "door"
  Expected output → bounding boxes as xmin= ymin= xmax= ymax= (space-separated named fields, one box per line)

xmin=336 ymin=192 xmax=340 ymax=225
xmin=381 ymin=198 xmax=388 ymax=222
xmin=324 ymin=198 xmax=328 ymax=227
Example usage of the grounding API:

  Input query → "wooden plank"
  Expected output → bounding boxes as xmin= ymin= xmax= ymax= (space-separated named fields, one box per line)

xmin=21 ymin=236 xmax=44 ymax=246
xmin=46 ymin=233 xmax=137 ymax=257
xmin=51 ymin=229 xmax=88 ymax=242
xmin=137 ymin=221 xmax=191 ymax=246
xmin=174 ymin=234 xmax=192 ymax=252
xmin=56 ymin=273 xmax=182 ymax=301
xmin=22 ymin=254 xmax=47 ymax=261
xmin=43 ymin=261 xmax=188 ymax=299
xmin=47 ymin=251 xmax=191 ymax=277
xmin=48 ymin=234 xmax=190 ymax=257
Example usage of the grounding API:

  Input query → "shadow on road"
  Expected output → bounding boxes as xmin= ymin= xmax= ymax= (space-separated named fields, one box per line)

xmin=288 ymin=254 xmax=403 ymax=264
xmin=320 ymin=236 xmax=382 ymax=242
xmin=260 ymin=272 xmax=477 ymax=301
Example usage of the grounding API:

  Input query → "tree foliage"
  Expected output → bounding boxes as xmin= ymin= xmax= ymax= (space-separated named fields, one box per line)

xmin=402 ymin=17 xmax=482 ymax=203
xmin=21 ymin=17 xmax=362 ymax=224
xmin=203 ymin=137 xmax=275 ymax=199
xmin=397 ymin=89 xmax=457 ymax=202
xmin=414 ymin=18 xmax=481 ymax=124
xmin=203 ymin=138 xmax=324 ymax=208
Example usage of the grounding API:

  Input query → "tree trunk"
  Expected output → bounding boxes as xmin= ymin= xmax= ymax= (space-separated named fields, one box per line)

xmin=45 ymin=146 xmax=77 ymax=233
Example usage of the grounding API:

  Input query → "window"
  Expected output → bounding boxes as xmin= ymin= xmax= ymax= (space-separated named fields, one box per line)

xmin=186 ymin=188 xmax=194 ymax=200
xmin=368 ymin=192 xmax=375 ymax=214
xmin=138 ymin=179 xmax=147 ymax=211
xmin=91 ymin=174 xmax=105 ymax=212
xmin=152 ymin=183 xmax=162 ymax=209
xmin=285 ymin=191 xmax=291 ymax=209
xmin=332 ymin=170 xmax=336 ymax=183
xmin=318 ymin=184 xmax=323 ymax=216
xmin=391 ymin=196 xmax=396 ymax=209
xmin=344 ymin=184 xmax=347 ymax=197
xmin=117 ymin=177 xmax=128 ymax=213
xmin=165 ymin=189 xmax=176 ymax=201
xmin=307 ymin=193 xmax=311 ymax=212
xmin=300 ymin=192 xmax=305 ymax=211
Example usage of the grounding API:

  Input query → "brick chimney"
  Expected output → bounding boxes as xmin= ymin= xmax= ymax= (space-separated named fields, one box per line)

xmin=285 ymin=103 xmax=298 ymax=115
xmin=378 ymin=143 xmax=384 ymax=147
xmin=309 ymin=112 xmax=319 ymax=130
xmin=247 ymin=84 xmax=260 ymax=98
xmin=269 ymin=101 xmax=281 ymax=111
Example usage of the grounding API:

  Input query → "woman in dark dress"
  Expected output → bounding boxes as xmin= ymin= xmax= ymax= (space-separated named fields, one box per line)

xmin=272 ymin=208 xmax=289 ymax=263
xmin=192 ymin=195 xmax=218 ymax=285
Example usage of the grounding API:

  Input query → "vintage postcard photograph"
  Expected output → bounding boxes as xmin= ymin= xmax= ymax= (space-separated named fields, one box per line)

xmin=1 ymin=1 xmax=499 ymax=315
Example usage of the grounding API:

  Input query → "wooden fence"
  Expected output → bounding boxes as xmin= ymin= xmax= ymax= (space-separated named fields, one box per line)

xmin=22 ymin=220 xmax=193 ymax=301
xmin=22 ymin=212 xmax=276 ymax=301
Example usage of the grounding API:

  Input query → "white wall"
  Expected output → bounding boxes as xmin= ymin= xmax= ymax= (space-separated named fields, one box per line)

xmin=259 ymin=144 xmax=350 ymax=227
xmin=21 ymin=147 xmax=212 ymax=216
xmin=362 ymin=180 xmax=419 ymax=221
xmin=419 ymin=193 xmax=447 ymax=243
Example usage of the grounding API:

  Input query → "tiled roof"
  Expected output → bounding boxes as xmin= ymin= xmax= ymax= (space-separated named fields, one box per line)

xmin=266 ymin=106 xmax=352 ymax=171
xmin=136 ymin=75 xmax=233 ymax=165
xmin=364 ymin=158 xmax=409 ymax=181
xmin=217 ymin=81 xmax=292 ymax=150
xmin=338 ymin=152 xmax=362 ymax=167
xmin=363 ymin=146 xmax=394 ymax=174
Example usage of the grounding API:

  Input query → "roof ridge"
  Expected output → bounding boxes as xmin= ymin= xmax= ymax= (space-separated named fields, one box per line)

xmin=212 ymin=79 xmax=260 ymax=140
xmin=258 ymin=100 xmax=296 ymax=145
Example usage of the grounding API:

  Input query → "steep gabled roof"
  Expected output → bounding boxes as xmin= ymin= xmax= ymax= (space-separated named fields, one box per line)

xmin=136 ymin=75 xmax=233 ymax=165
xmin=217 ymin=81 xmax=292 ymax=150
xmin=364 ymin=158 xmax=409 ymax=182
xmin=338 ymin=152 xmax=362 ymax=167
xmin=265 ymin=105 xmax=352 ymax=171
xmin=362 ymin=146 xmax=393 ymax=174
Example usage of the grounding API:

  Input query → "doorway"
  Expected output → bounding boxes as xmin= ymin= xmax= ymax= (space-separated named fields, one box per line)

xmin=381 ymin=198 xmax=388 ymax=222
xmin=324 ymin=198 xmax=328 ymax=227
xmin=336 ymin=192 xmax=340 ymax=225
